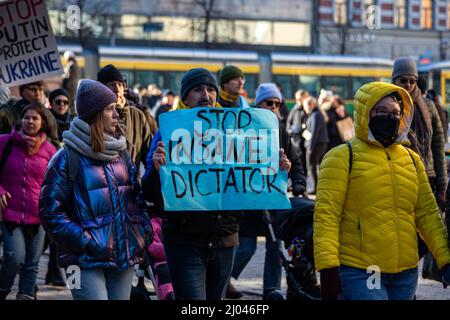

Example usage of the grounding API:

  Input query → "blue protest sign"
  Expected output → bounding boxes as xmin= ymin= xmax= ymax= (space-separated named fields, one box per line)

xmin=158 ymin=107 xmax=291 ymax=211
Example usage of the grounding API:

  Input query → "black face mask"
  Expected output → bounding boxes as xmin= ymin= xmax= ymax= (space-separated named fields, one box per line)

xmin=369 ymin=116 xmax=400 ymax=147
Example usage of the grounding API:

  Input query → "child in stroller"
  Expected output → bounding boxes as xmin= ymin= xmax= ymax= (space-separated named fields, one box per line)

xmin=131 ymin=207 xmax=175 ymax=300
xmin=272 ymin=196 xmax=321 ymax=300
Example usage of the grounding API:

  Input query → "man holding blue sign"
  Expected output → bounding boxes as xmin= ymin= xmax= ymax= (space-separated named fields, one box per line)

xmin=141 ymin=68 xmax=291 ymax=300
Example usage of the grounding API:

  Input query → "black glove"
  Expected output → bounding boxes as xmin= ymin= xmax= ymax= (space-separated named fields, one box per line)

xmin=85 ymin=239 xmax=112 ymax=260
xmin=292 ymin=183 xmax=306 ymax=197
xmin=320 ymin=267 xmax=341 ymax=300
xmin=442 ymin=264 xmax=450 ymax=289
xmin=144 ymin=222 xmax=154 ymax=247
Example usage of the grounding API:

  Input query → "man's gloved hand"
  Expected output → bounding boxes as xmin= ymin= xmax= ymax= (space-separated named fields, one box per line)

xmin=292 ymin=183 xmax=306 ymax=197
xmin=144 ymin=222 xmax=154 ymax=247
xmin=320 ymin=267 xmax=341 ymax=300
xmin=441 ymin=264 xmax=450 ymax=288
xmin=436 ymin=189 xmax=446 ymax=212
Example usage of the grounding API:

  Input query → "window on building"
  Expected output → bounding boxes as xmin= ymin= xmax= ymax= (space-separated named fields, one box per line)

xmin=395 ymin=0 xmax=406 ymax=28
xmin=351 ymin=77 xmax=375 ymax=96
xmin=167 ymin=72 xmax=184 ymax=95
xmin=363 ymin=0 xmax=375 ymax=9
xmin=323 ymin=77 xmax=350 ymax=99
xmin=274 ymin=75 xmax=293 ymax=99
xmin=335 ymin=0 xmax=347 ymax=25
xmin=298 ymin=75 xmax=320 ymax=98
xmin=243 ymin=74 xmax=257 ymax=99
xmin=421 ymin=0 xmax=432 ymax=29
xmin=135 ymin=71 xmax=164 ymax=90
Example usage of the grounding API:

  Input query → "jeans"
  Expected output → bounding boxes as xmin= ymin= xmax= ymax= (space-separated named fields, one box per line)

xmin=0 ymin=224 xmax=45 ymax=297
xmin=68 ymin=267 xmax=135 ymax=300
xmin=339 ymin=265 xmax=418 ymax=300
xmin=231 ymin=236 xmax=282 ymax=292
xmin=164 ymin=244 xmax=236 ymax=300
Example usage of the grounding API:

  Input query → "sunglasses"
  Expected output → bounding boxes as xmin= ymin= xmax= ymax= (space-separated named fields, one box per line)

xmin=264 ymin=100 xmax=280 ymax=107
xmin=398 ymin=78 xmax=417 ymax=85
xmin=54 ymin=99 xmax=69 ymax=106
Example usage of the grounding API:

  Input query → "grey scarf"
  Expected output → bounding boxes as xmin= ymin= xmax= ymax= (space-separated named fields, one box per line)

xmin=62 ymin=117 xmax=127 ymax=161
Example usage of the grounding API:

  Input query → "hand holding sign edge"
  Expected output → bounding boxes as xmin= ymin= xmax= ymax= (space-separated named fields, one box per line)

xmin=153 ymin=141 xmax=166 ymax=171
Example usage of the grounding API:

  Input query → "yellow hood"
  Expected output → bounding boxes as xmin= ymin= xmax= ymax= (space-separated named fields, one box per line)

xmin=353 ymin=82 xmax=413 ymax=147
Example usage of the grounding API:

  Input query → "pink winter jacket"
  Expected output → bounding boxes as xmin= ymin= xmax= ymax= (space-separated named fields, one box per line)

xmin=0 ymin=130 xmax=57 ymax=225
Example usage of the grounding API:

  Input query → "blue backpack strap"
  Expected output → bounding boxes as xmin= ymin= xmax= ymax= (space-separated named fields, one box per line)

xmin=347 ymin=142 xmax=353 ymax=174
xmin=63 ymin=144 xmax=79 ymax=183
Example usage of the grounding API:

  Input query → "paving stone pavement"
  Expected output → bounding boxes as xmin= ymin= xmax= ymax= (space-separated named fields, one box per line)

xmin=2 ymin=237 xmax=450 ymax=300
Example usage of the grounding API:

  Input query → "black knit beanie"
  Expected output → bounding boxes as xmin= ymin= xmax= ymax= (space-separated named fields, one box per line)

xmin=49 ymin=88 xmax=69 ymax=104
xmin=97 ymin=64 xmax=124 ymax=84
xmin=180 ymin=68 xmax=219 ymax=101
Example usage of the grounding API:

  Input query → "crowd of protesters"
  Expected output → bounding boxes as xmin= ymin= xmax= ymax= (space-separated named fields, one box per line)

xmin=0 ymin=52 xmax=450 ymax=301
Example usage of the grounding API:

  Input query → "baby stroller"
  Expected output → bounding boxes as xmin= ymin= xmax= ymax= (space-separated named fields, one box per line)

xmin=269 ymin=196 xmax=321 ymax=300
xmin=131 ymin=210 xmax=175 ymax=300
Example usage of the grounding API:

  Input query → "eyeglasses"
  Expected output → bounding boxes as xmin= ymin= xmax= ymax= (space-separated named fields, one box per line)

xmin=230 ymin=77 xmax=245 ymax=84
xmin=54 ymin=99 xmax=69 ymax=106
xmin=372 ymin=108 xmax=403 ymax=119
xmin=398 ymin=78 xmax=417 ymax=85
xmin=25 ymin=86 xmax=44 ymax=92
xmin=264 ymin=100 xmax=281 ymax=107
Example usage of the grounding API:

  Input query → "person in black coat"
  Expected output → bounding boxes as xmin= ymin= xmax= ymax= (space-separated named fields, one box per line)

xmin=228 ymin=83 xmax=305 ymax=300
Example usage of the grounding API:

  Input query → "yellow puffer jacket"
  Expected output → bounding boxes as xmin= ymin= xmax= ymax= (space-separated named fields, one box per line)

xmin=314 ymin=82 xmax=450 ymax=273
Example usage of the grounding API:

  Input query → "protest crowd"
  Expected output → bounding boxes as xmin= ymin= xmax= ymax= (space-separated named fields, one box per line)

xmin=1 ymin=51 xmax=450 ymax=302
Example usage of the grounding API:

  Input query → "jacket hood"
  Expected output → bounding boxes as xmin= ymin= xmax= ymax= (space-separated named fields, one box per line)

xmin=353 ymin=82 xmax=413 ymax=147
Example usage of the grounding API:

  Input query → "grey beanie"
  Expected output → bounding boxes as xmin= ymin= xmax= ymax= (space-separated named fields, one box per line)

xmin=180 ymin=68 xmax=219 ymax=101
xmin=254 ymin=83 xmax=282 ymax=106
xmin=0 ymin=86 xmax=11 ymax=106
xmin=392 ymin=56 xmax=418 ymax=80
xmin=75 ymin=79 xmax=117 ymax=120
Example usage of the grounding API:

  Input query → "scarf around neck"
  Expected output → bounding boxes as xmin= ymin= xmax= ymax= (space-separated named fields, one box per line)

xmin=174 ymin=99 xmax=222 ymax=110
xmin=18 ymin=129 xmax=46 ymax=155
xmin=62 ymin=117 xmax=127 ymax=161
xmin=219 ymin=89 xmax=240 ymax=107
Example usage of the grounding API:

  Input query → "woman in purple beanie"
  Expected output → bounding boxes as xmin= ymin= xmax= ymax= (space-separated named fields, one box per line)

xmin=39 ymin=79 xmax=152 ymax=300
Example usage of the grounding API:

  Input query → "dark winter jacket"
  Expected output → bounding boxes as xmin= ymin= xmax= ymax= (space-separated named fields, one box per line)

xmin=239 ymin=121 xmax=306 ymax=238
xmin=286 ymin=104 xmax=308 ymax=151
xmin=141 ymin=130 xmax=242 ymax=248
xmin=50 ymin=109 xmax=74 ymax=142
xmin=305 ymin=108 xmax=329 ymax=151
xmin=116 ymin=103 xmax=152 ymax=168
xmin=409 ymin=88 xmax=447 ymax=193
xmin=326 ymin=108 xmax=344 ymax=151
xmin=39 ymin=147 xmax=151 ymax=270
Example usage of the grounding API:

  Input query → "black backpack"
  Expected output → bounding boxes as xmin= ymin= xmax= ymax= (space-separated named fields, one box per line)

xmin=0 ymin=138 xmax=14 ymax=177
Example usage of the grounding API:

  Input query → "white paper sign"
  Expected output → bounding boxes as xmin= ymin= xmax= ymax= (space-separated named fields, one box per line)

xmin=0 ymin=0 xmax=63 ymax=87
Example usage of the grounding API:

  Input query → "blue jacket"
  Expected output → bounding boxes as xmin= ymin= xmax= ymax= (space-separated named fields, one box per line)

xmin=39 ymin=148 xmax=151 ymax=270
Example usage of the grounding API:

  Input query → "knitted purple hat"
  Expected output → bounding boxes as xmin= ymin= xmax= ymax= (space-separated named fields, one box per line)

xmin=75 ymin=79 xmax=117 ymax=120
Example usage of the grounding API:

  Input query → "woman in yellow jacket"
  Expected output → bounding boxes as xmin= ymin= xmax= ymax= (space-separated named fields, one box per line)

xmin=314 ymin=82 xmax=450 ymax=300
